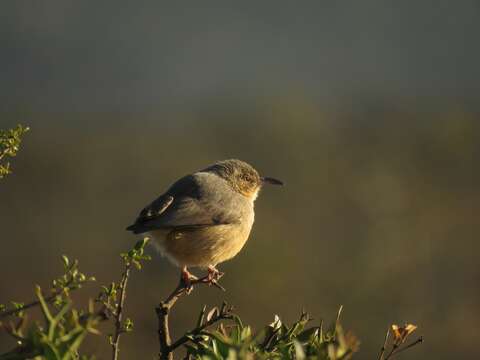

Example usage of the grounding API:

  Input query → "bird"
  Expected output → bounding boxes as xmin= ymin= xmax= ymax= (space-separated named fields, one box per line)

xmin=126 ymin=159 xmax=283 ymax=287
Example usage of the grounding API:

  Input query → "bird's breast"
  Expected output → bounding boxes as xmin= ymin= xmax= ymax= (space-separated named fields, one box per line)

xmin=149 ymin=208 xmax=255 ymax=269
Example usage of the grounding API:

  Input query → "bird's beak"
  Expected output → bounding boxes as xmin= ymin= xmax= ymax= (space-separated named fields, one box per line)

xmin=261 ymin=176 xmax=284 ymax=186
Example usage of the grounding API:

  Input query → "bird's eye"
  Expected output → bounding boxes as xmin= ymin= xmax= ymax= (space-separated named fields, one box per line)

xmin=241 ymin=174 xmax=251 ymax=182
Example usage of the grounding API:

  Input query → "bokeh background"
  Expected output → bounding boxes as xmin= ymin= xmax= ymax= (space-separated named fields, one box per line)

xmin=1 ymin=1 xmax=479 ymax=359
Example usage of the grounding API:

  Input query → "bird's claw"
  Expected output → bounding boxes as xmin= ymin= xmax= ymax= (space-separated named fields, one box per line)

xmin=203 ymin=266 xmax=225 ymax=291
xmin=180 ymin=266 xmax=226 ymax=293
xmin=207 ymin=266 xmax=224 ymax=282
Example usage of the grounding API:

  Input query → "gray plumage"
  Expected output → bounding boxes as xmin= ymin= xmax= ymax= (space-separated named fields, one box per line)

xmin=126 ymin=159 xmax=282 ymax=270
xmin=126 ymin=172 xmax=252 ymax=234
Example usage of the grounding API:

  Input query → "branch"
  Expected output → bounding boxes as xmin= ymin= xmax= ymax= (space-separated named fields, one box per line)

xmin=0 ymin=293 xmax=58 ymax=319
xmin=378 ymin=328 xmax=390 ymax=360
xmin=111 ymin=262 xmax=132 ymax=360
xmin=169 ymin=301 xmax=234 ymax=352
xmin=155 ymin=273 xmax=228 ymax=360
xmin=104 ymin=238 xmax=150 ymax=360
xmin=385 ymin=337 xmax=423 ymax=359
xmin=0 ymin=277 xmax=81 ymax=320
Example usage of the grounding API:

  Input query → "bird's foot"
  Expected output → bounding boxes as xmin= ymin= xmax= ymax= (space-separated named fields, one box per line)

xmin=207 ymin=265 xmax=224 ymax=282
xmin=198 ymin=266 xmax=225 ymax=291
xmin=181 ymin=267 xmax=198 ymax=294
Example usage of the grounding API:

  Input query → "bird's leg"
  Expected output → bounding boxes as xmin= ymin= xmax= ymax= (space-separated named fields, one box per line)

xmin=181 ymin=266 xmax=197 ymax=293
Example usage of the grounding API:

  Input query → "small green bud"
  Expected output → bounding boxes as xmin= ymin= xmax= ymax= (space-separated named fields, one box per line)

xmin=61 ymin=255 xmax=70 ymax=268
xmin=124 ymin=318 xmax=134 ymax=332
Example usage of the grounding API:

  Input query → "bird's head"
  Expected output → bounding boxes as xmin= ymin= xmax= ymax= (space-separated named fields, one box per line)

xmin=203 ymin=159 xmax=283 ymax=200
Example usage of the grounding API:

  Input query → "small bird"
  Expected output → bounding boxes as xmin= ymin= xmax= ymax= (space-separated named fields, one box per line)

xmin=126 ymin=159 xmax=282 ymax=286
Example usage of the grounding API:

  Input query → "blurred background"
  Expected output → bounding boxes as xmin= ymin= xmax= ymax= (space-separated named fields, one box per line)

xmin=1 ymin=1 xmax=479 ymax=359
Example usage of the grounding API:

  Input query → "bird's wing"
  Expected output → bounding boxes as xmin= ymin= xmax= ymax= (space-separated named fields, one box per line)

xmin=135 ymin=194 xmax=174 ymax=223
xmin=126 ymin=173 xmax=240 ymax=234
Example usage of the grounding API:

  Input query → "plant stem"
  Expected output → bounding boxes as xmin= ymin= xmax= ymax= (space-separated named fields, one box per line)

xmin=156 ymin=273 xmax=227 ymax=360
xmin=387 ymin=337 xmax=423 ymax=358
xmin=384 ymin=344 xmax=399 ymax=360
xmin=0 ymin=294 xmax=56 ymax=319
xmin=378 ymin=328 xmax=390 ymax=360
xmin=0 ymin=279 xmax=77 ymax=320
xmin=111 ymin=262 xmax=132 ymax=360
xmin=169 ymin=301 xmax=233 ymax=352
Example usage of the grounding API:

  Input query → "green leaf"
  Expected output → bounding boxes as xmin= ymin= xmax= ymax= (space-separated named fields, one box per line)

xmin=241 ymin=326 xmax=252 ymax=341
xmin=61 ymin=255 xmax=70 ymax=269
xmin=124 ymin=317 xmax=134 ymax=332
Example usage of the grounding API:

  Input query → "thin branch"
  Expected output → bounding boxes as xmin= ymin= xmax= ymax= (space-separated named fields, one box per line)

xmin=0 ymin=294 xmax=56 ymax=319
xmin=0 ymin=279 xmax=77 ymax=320
xmin=387 ymin=337 xmax=423 ymax=359
xmin=0 ymin=315 xmax=28 ymax=341
xmin=169 ymin=301 xmax=234 ymax=352
xmin=378 ymin=328 xmax=390 ymax=360
xmin=111 ymin=262 xmax=132 ymax=360
xmin=156 ymin=273 xmax=227 ymax=360
xmin=384 ymin=344 xmax=399 ymax=360
xmin=262 ymin=326 xmax=282 ymax=351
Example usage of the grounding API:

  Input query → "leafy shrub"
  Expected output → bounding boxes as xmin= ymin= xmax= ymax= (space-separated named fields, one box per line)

xmin=0 ymin=125 xmax=29 ymax=179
